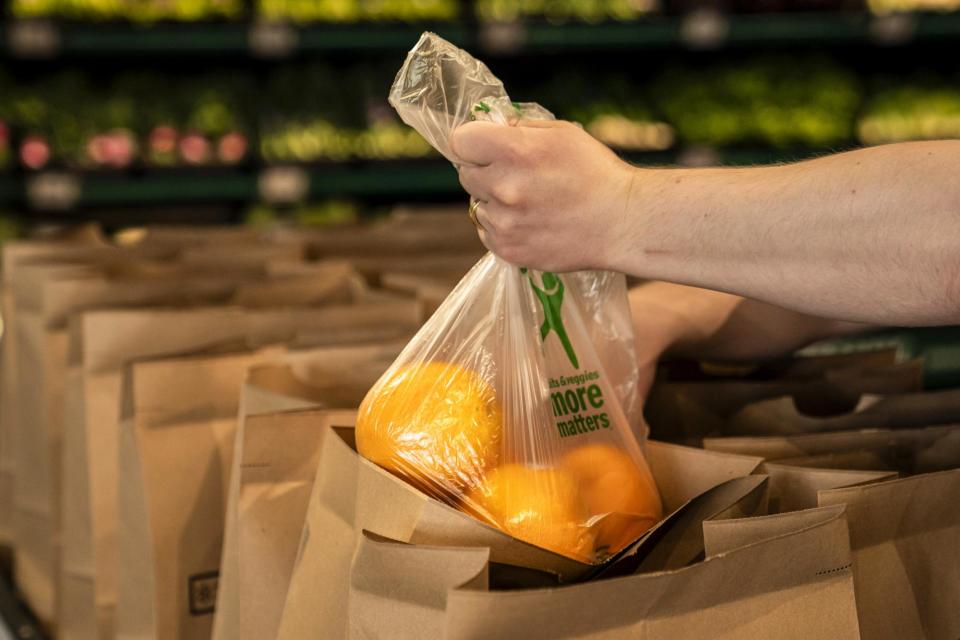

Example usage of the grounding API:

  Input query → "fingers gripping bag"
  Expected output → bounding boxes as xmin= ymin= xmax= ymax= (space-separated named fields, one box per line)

xmin=356 ymin=33 xmax=662 ymax=565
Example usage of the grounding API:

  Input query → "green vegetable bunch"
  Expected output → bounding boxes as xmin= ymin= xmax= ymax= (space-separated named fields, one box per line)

xmin=652 ymin=57 xmax=861 ymax=148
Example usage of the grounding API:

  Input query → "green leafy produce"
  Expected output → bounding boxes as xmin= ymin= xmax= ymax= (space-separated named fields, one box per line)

xmin=260 ymin=118 xmax=433 ymax=162
xmin=246 ymin=200 xmax=359 ymax=227
xmin=868 ymin=0 xmax=960 ymax=14
xmin=256 ymin=0 xmax=458 ymax=23
xmin=858 ymin=85 xmax=960 ymax=145
xmin=535 ymin=73 xmax=673 ymax=150
xmin=475 ymin=0 xmax=652 ymax=22
xmin=12 ymin=0 xmax=243 ymax=22
xmin=652 ymin=57 xmax=861 ymax=148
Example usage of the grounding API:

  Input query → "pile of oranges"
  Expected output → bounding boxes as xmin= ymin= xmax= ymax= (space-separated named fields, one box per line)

xmin=356 ymin=361 xmax=662 ymax=563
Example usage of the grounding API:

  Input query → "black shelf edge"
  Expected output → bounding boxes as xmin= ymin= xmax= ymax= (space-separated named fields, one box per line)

xmin=3 ymin=12 xmax=960 ymax=58
xmin=3 ymin=21 xmax=473 ymax=57
xmin=0 ymin=148 xmax=839 ymax=210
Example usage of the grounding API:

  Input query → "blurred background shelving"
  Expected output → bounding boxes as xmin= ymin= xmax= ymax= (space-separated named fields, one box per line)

xmin=1 ymin=0 xmax=960 ymax=226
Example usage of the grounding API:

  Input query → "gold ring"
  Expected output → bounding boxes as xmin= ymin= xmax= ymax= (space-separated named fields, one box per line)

xmin=468 ymin=198 xmax=484 ymax=231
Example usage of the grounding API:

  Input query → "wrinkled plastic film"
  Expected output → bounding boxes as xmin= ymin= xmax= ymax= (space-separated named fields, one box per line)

xmin=360 ymin=33 xmax=661 ymax=564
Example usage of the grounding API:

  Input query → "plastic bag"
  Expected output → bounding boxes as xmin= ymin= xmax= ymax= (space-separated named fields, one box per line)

xmin=356 ymin=33 xmax=662 ymax=564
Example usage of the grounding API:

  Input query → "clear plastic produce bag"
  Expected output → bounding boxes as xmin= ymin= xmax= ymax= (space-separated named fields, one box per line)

xmin=356 ymin=33 xmax=662 ymax=564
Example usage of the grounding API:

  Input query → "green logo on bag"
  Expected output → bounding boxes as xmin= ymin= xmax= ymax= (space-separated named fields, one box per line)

xmin=523 ymin=268 xmax=579 ymax=369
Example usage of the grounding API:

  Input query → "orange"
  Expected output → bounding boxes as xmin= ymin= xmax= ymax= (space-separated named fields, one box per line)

xmin=356 ymin=361 xmax=502 ymax=502
xmin=466 ymin=464 xmax=595 ymax=563
xmin=561 ymin=444 xmax=662 ymax=556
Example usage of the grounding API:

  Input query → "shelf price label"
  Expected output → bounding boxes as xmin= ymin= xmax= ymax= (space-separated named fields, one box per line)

xmin=869 ymin=14 xmax=916 ymax=46
xmin=678 ymin=146 xmax=721 ymax=168
xmin=479 ymin=21 xmax=528 ymax=55
xmin=258 ymin=167 xmax=309 ymax=204
xmin=26 ymin=172 xmax=81 ymax=211
xmin=249 ymin=22 xmax=299 ymax=58
xmin=680 ymin=8 xmax=729 ymax=50
xmin=7 ymin=20 xmax=61 ymax=58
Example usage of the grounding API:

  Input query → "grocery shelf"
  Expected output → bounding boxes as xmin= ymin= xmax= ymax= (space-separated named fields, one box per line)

xmin=0 ymin=163 xmax=464 ymax=210
xmin=3 ymin=12 xmax=960 ymax=58
xmin=516 ymin=11 xmax=960 ymax=51
xmin=2 ymin=21 xmax=472 ymax=57
xmin=0 ymin=148 xmax=835 ymax=210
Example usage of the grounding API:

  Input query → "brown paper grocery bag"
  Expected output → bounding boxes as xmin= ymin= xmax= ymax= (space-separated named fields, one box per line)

xmin=2 ymin=229 xmax=305 ymax=556
xmin=116 ymin=344 xmax=287 ymax=640
xmin=726 ymin=387 xmax=960 ymax=436
xmin=12 ymin=258 xmax=206 ymax=627
xmin=703 ymin=422 xmax=960 ymax=475
xmin=380 ymin=270 xmax=465 ymax=317
xmin=590 ymin=475 xmax=769 ymax=580
xmin=0 ymin=234 xmax=120 ymax=548
xmin=212 ymin=342 xmax=403 ymax=640
xmin=347 ymin=531 xmax=491 ymax=639
xmin=111 ymin=225 xmax=261 ymax=248
xmin=295 ymin=205 xmax=482 ymax=260
xmin=177 ymin=239 xmax=304 ymax=274
xmin=64 ymin=300 xmax=418 ymax=640
xmin=646 ymin=357 xmax=922 ymax=442
xmin=229 ymin=261 xmax=366 ymax=308
xmin=237 ymin=410 xmax=358 ymax=640
xmin=17 ymin=265 xmax=269 ymax=630
xmin=276 ymin=424 xmax=763 ymax=640
xmin=47 ymin=262 xmax=368 ymax=638
xmin=818 ymin=469 xmax=960 ymax=639
xmin=119 ymin=340 xmax=411 ymax=640
xmin=351 ymin=504 xmax=858 ymax=639
xmin=758 ymin=462 xmax=896 ymax=512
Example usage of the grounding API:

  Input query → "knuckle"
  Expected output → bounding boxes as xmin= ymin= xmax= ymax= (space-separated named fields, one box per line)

xmin=493 ymin=181 xmax=522 ymax=206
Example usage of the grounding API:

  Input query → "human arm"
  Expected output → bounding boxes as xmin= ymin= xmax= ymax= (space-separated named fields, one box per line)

xmin=629 ymin=281 xmax=868 ymax=396
xmin=451 ymin=121 xmax=960 ymax=326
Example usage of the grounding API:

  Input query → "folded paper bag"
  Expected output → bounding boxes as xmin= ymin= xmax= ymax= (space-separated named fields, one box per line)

xmin=345 ymin=504 xmax=859 ymax=639
xmin=276 ymin=422 xmax=763 ymax=640
xmin=703 ymin=423 xmax=960 ymax=475
xmin=819 ymin=469 xmax=960 ymax=640
xmin=212 ymin=342 xmax=402 ymax=640
xmin=64 ymin=301 xmax=418 ymax=640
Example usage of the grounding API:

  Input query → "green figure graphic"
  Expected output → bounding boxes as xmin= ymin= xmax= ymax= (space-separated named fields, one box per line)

xmin=524 ymin=269 xmax=579 ymax=369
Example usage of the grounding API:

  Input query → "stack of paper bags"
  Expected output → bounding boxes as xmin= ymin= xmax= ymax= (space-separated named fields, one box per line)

xmin=0 ymin=221 xmax=430 ymax=637
xmin=650 ymin=348 xmax=960 ymax=638
xmin=645 ymin=351 xmax=929 ymax=443
xmin=703 ymin=426 xmax=960 ymax=639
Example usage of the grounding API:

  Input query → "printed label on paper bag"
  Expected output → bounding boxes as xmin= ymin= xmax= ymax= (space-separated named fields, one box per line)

xmin=188 ymin=571 xmax=219 ymax=615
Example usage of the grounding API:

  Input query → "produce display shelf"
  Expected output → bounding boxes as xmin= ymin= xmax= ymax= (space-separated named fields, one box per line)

xmin=0 ymin=148 xmax=834 ymax=210
xmin=3 ymin=12 xmax=960 ymax=58
xmin=1 ymin=21 xmax=472 ymax=57
xmin=519 ymin=11 xmax=960 ymax=51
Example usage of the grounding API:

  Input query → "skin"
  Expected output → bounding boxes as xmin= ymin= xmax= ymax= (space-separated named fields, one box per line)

xmin=451 ymin=120 xmax=960 ymax=327
xmin=628 ymin=281 xmax=867 ymax=397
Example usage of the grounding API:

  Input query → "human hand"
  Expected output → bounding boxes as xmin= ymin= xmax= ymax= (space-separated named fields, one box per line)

xmin=450 ymin=119 xmax=638 ymax=272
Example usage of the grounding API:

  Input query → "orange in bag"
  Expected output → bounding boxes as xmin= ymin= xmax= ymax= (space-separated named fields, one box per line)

xmin=466 ymin=464 xmax=595 ymax=560
xmin=357 ymin=361 xmax=502 ymax=501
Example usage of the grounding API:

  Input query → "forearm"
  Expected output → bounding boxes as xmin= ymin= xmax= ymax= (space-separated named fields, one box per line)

xmin=615 ymin=141 xmax=960 ymax=325
xmin=629 ymin=281 xmax=867 ymax=364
